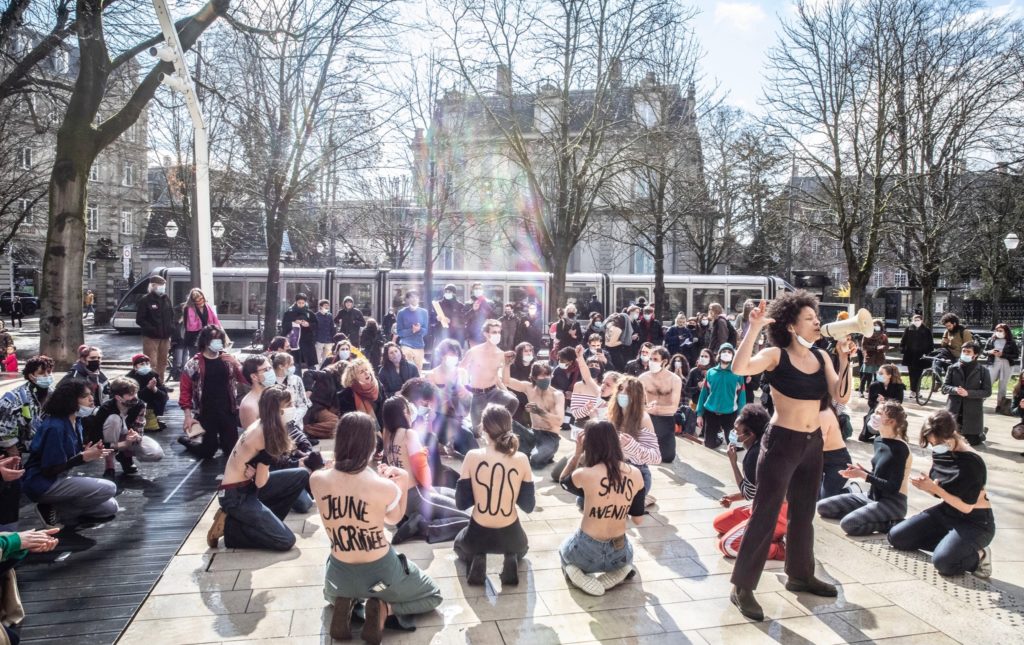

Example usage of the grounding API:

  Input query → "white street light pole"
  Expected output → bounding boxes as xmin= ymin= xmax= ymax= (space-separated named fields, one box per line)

xmin=151 ymin=0 xmax=213 ymax=296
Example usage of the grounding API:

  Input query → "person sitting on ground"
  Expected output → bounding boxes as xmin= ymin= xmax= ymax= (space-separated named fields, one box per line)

xmin=360 ymin=318 xmax=384 ymax=370
xmin=126 ymin=353 xmax=170 ymax=432
xmin=501 ymin=353 xmax=564 ymax=468
xmin=304 ymin=361 xmax=348 ymax=440
xmin=206 ymin=386 xmax=311 ymax=551
xmin=271 ymin=351 xmax=311 ymax=431
xmin=817 ymin=400 xmax=911 ymax=535
xmin=423 ymin=340 xmax=474 ymax=457
xmin=558 ymin=420 xmax=646 ymax=597
xmin=22 ymin=379 xmax=118 ymax=528
xmin=941 ymin=341 xmax=991 ymax=446
xmin=868 ymin=363 xmax=904 ymax=412
xmin=267 ymin=336 xmax=291 ymax=355
xmin=381 ymin=396 xmax=468 ymax=544
xmin=97 ymin=377 xmax=164 ymax=478
xmin=312 ymin=411 xmax=442 ymax=643
xmin=454 ymin=404 xmax=535 ymax=586
xmin=696 ymin=343 xmax=745 ymax=450
xmin=888 ymin=409 xmax=994 ymax=578
xmin=66 ymin=345 xmax=110 ymax=409
xmin=378 ymin=342 xmax=420 ymax=399
xmin=713 ymin=404 xmax=785 ymax=560
xmin=607 ymin=375 xmax=660 ymax=503
xmin=337 ymin=357 xmax=385 ymax=428
xmin=819 ymin=397 xmax=851 ymax=499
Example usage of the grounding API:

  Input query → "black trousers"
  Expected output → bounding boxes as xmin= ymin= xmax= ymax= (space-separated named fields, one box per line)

xmin=651 ymin=414 xmax=676 ymax=463
xmin=731 ymin=425 xmax=823 ymax=590
xmin=703 ymin=410 xmax=735 ymax=450
xmin=187 ymin=410 xmax=240 ymax=459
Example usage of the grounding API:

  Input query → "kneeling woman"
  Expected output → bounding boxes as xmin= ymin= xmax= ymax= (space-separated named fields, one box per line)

xmin=817 ymin=401 xmax=911 ymax=535
xmin=312 ymin=412 xmax=442 ymax=643
xmin=888 ymin=410 xmax=994 ymax=578
xmin=454 ymin=404 xmax=535 ymax=586
xmin=559 ymin=420 xmax=646 ymax=597
xmin=206 ymin=387 xmax=310 ymax=551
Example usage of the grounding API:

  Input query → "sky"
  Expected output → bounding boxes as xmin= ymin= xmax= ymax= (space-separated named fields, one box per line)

xmin=692 ymin=0 xmax=1019 ymax=115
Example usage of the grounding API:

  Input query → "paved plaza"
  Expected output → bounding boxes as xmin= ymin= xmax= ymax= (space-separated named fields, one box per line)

xmin=113 ymin=393 xmax=1023 ymax=645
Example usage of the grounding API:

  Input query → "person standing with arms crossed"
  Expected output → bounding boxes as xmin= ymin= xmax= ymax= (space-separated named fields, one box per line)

xmin=396 ymin=291 xmax=428 ymax=371
xmin=728 ymin=294 xmax=855 ymax=621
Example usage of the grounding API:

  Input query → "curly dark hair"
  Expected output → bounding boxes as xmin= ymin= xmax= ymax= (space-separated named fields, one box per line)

xmin=939 ymin=312 xmax=960 ymax=326
xmin=22 ymin=355 xmax=55 ymax=379
xmin=735 ymin=403 xmax=770 ymax=440
xmin=766 ymin=291 xmax=819 ymax=349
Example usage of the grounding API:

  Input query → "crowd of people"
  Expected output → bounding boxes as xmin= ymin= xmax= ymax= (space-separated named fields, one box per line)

xmin=0 ymin=283 xmax=1007 ymax=643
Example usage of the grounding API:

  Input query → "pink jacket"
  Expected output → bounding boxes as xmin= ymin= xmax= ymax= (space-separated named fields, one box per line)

xmin=184 ymin=304 xmax=221 ymax=333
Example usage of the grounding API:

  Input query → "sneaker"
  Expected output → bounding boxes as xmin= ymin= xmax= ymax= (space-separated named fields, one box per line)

xmin=973 ymin=547 xmax=992 ymax=579
xmin=36 ymin=503 xmax=61 ymax=529
xmin=207 ymin=509 xmax=227 ymax=548
xmin=122 ymin=464 xmax=139 ymax=476
xmin=596 ymin=565 xmax=636 ymax=591
xmin=564 ymin=564 xmax=605 ymax=596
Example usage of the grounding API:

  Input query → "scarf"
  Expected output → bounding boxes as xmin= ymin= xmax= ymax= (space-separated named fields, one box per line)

xmin=351 ymin=378 xmax=379 ymax=416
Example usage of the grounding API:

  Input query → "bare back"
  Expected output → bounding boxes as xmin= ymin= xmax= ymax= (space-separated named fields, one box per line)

xmin=572 ymin=462 xmax=645 ymax=540
xmin=223 ymin=424 xmax=264 ymax=486
xmin=310 ymin=468 xmax=401 ymax=564
xmin=462 ymin=447 xmax=532 ymax=529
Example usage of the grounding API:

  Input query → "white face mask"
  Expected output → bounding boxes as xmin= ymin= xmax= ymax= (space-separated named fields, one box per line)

xmin=868 ymin=414 xmax=881 ymax=431
xmin=673 ymin=361 xmax=682 ymax=369
xmin=698 ymin=356 xmax=710 ymax=366
xmin=929 ymin=443 xmax=951 ymax=455
xmin=648 ymin=361 xmax=663 ymax=373
xmin=489 ymin=333 xmax=501 ymax=345
xmin=719 ymin=352 xmax=733 ymax=363
xmin=473 ymin=289 xmax=484 ymax=297
xmin=995 ymin=331 xmax=1006 ymax=339
xmin=793 ymin=332 xmax=815 ymax=349
xmin=522 ymin=354 xmax=534 ymax=364
xmin=281 ymin=408 xmax=297 ymax=423
xmin=912 ymin=320 xmax=923 ymax=328
xmin=444 ymin=355 xmax=459 ymax=369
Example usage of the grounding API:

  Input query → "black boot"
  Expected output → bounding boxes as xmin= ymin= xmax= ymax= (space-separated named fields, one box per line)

xmin=730 ymin=586 xmax=763 ymax=621
xmin=467 ymin=554 xmax=486 ymax=585
xmin=785 ymin=576 xmax=838 ymax=597
xmin=500 ymin=554 xmax=519 ymax=586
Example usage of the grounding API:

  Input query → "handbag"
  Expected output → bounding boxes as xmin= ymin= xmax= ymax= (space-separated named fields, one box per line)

xmin=287 ymin=324 xmax=301 ymax=348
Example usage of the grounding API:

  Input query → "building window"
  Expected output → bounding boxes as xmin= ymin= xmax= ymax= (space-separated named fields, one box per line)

xmin=811 ymin=237 xmax=820 ymax=255
xmin=87 ymin=204 xmax=99 ymax=232
xmin=894 ymin=270 xmax=909 ymax=288
xmin=122 ymin=162 xmax=134 ymax=187
xmin=89 ymin=163 xmax=100 ymax=182
xmin=631 ymin=249 xmax=654 ymax=274
xmin=18 ymin=199 xmax=34 ymax=225
xmin=120 ymin=210 xmax=132 ymax=235
xmin=19 ymin=148 xmax=32 ymax=170
xmin=830 ymin=267 xmax=842 ymax=284
xmin=872 ymin=269 xmax=885 ymax=288
xmin=53 ymin=49 xmax=69 ymax=74
xmin=85 ymin=260 xmax=95 ymax=281
xmin=125 ymin=121 xmax=139 ymax=143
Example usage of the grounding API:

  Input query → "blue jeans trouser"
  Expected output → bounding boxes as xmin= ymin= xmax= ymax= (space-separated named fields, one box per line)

xmin=529 ymin=430 xmax=560 ymax=468
xmin=220 ymin=468 xmax=310 ymax=551
xmin=888 ymin=504 xmax=995 ymax=576
xmin=560 ymin=529 xmax=633 ymax=574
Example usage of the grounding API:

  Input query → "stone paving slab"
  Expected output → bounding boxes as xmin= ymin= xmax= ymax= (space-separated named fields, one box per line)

xmin=116 ymin=394 xmax=1024 ymax=644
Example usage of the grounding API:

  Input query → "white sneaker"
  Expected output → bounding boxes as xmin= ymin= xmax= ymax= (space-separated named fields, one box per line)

xmin=564 ymin=564 xmax=605 ymax=596
xmin=973 ymin=547 xmax=992 ymax=579
xmin=597 ymin=565 xmax=635 ymax=590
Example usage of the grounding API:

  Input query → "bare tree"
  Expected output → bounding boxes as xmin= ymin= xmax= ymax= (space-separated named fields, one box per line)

xmin=0 ymin=94 xmax=48 ymax=249
xmin=38 ymin=0 xmax=229 ymax=366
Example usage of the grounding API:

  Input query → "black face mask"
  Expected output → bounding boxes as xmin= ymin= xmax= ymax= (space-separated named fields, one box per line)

xmin=86 ymin=360 xmax=101 ymax=371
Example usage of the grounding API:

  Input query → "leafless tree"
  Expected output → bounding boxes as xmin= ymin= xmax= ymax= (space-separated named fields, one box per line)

xmin=0 ymin=94 xmax=48 ymax=249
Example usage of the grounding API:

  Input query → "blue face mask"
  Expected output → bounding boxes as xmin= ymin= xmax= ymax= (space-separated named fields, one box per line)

xmin=417 ymin=405 xmax=430 ymax=419
xmin=875 ymin=372 xmax=885 ymax=382
xmin=262 ymin=369 xmax=277 ymax=388
xmin=286 ymin=365 xmax=296 ymax=376
xmin=34 ymin=376 xmax=53 ymax=389
xmin=77 ymin=405 xmax=94 ymax=417
xmin=728 ymin=430 xmax=740 ymax=446
xmin=616 ymin=393 xmax=629 ymax=408
xmin=929 ymin=443 xmax=951 ymax=455
xmin=209 ymin=339 xmax=224 ymax=353
xmin=959 ymin=352 xmax=973 ymax=363
xmin=136 ymin=366 xmax=152 ymax=376
xmin=535 ymin=378 xmax=551 ymax=390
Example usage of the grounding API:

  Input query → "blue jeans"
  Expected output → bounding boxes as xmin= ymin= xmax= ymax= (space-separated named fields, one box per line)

xmin=220 ymin=468 xmax=310 ymax=551
xmin=560 ymin=529 xmax=633 ymax=574
xmin=530 ymin=431 xmax=560 ymax=468
xmin=635 ymin=464 xmax=652 ymax=497
xmin=888 ymin=504 xmax=995 ymax=576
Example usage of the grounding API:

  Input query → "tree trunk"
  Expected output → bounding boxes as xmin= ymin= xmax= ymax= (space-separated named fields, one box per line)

xmin=548 ymin=246 xmax=569 ymax=326
xmin=919 ymin=273 xmax=936 ymax=327
xmin=263 ymin=210 xmax=284 ymax=345
xmin=654 ymin=228 xmax=665 ymax=321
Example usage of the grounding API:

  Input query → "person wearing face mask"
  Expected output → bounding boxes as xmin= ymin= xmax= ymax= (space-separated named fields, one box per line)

xmin=135 ymin=276 xmax=175 ymax=382
xmin=584 ymin=311 xmax=604 ymax=339
xmin=900 ymin=314 xmax=934 ymax=394
xmin=281 ymin=293 xmax=319 ymax=373
xmin=378 ymin=342 xmax=420 ymax=399
xmin=498 ymin=304 xmax=520 ymax=351
xmin=334 ymin=296 xmax=366 ymax=344
xmin=463 ymin=283 xmax=493 ymax=347
xmin=713 ymin=404 xmax=786 ymax=560
xmin=179 ymin=288 xmax=222 ymax=360
xmin=859 ymin=320 xmax=889 ymax=398
xmin=178 ymin=325 xmax=246 ymax=459
xmin=424 ymin=341 xmax=474 ymax=459
xmin=556 ymin=304 xmax=584 ymax=349
xmin=639 ymin=347 xmax=683 ymax=463
xmin=933 ymin=312 xmax=973 ymax=374
xmin=271 ymin=352 xmax=312 ymax=430
xmin=126 ymin=353 xmax=170 ymax=433
xmin=502 ymin=356 xmax=565 ymax=468
xmin=23 ymin=379 xmax=117 ymax=529
xmin=727 ymin=294 xmax=855 ymax=621
xmin=304 ymin=361 xmax=348 ymax=440
xmin=96 ymin=377 xmax=164 ymax=478
xmin=625 ymin=306 xmax=642 ymax=343
xmin=888 ymin=410 xmax=994 ymax=578
xmin=583 ymin=334 xmax=611 ymax=374
xmin=338 ymin=358 xmax=386 ymax=428
xmin=382 ymin=395 xmax=469 ymax=545
xmin=698 ymin=314 xmax=714 ymax=352
xmin=514 ymin=302 xmax=544 ymax=350
xmin=507 ymin=343 xmax=535 ymax=426
xmin=396 ymin=291 xmax=429 ymax=370
xmin=313 ymin=300 xmax=337 ymax=365
xmin=983 ymin=323 xmax=1019 ymax=414
xmin=206 ymin=387 xmax=311 ymax=552
xmin=608 ymin=375 xmax=660 ymax=500
xmin=696 ymin=344 xmax=746 ymax=451
xmin=665 ymin=313 xmax=692 ymax=357
xmin=817 ymin=401 xmax=911 ymax=535
xmin=636 ymin=306 xmax=664 ymax=346
xmin=432 ymin=284 xmax=465 ymax=345
xmin=321 ymin=337 xmax=363 ymax=370
xmin=624 ymin=342 xmax=654 ymax=378
xmin=941 ymin=342 xmax=991 ymax=445
xmin=461 ymin=320 xmax=518 ymax=432
xmin=685 ymin=349 xmax=713 ymax=407
xmin=240 ymin=355 xmax=278 ymax=429
xmin=66 ymin=345 xmax=110 ymax=412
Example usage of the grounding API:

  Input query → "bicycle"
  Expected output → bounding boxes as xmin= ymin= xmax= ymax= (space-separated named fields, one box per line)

xmin=249 ymin=308 xmax=265 ymax=353
xmin=915 ymin=354 xmax=951 ymax=406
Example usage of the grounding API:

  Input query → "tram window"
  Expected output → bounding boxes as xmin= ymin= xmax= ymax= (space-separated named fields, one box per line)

xmin=563 ymin=283 xmax=597 ymax=310
xmin=336 ymin=282 xmax=373 ymax=316
xmin=285 ymin=281 xmax=319 ymax=304
xmin=662 ymin=288 xmax=688 ymax=317
xmin=171 ymin=281 xmax=190 ymax=308
xmin=481 ymin=285 xmax=503 ymax=310
xmin=428 ymin=283 xmax=465 ymax=303
xmin=390 ymin=283 xmax=418 ymax=311
xmin=115 ymin=279 xmax=150 ymax=312
xmin=214 ymin=281 xmax=244 ymax=316
xmin=248 ymin=281 xmax=266 ymax=316
xmin=509 ymin=284 xmax=543 ymax=315
xmin=692 ymin=288 xmax=726 ymax=314
xmin=729 ymin=288 xmax=763 ymax=314
xmin=615 ymin=287 xmax=650 ymax=312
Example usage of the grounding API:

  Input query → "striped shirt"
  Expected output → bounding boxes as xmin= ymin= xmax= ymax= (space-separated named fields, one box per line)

xmin=621 ymin=427 xmax=661 ymax=465
xmin=570 ymin=392 xmax=601 ymax=419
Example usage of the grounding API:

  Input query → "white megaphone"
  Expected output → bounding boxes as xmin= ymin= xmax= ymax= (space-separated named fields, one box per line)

xmin=820 ymin=308 xmax=874 ymax=339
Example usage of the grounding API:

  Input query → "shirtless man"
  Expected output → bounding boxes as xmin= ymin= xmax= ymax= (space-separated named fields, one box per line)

xmin=423 ymin=340 xmax=474 ymax=455
xmin=559 ymin=420 xmax=646 ymax=596
xmin=206 ymin=387 xmax=309 ymax=551
xmin=461 ymin=320 xmax=517 ymax=431
xmin=311 ymin=411 xmax=441 ymax=643
xmin=502 ymin=353 xmax=565 ymax=468
xmin=639 ymin=346 xmax=683 ymax=463
xmin=239 ymin=355 xmax=276 ymax=429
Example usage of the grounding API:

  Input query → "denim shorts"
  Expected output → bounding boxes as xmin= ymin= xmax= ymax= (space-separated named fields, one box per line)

xmin=559 ymin=529 xmax=633 ymax=574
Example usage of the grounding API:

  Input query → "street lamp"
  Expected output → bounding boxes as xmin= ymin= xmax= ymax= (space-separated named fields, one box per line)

xmin=165 ymin=220 xmax=179 ymax=239
xmin=1004 ymin=233 xmax=1019 ymax=251
xmin=211 ymin=220 xmax=225 ymax=239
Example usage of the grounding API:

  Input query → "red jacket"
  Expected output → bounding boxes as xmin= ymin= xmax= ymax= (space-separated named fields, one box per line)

xmin=2 ymin=354 xmax=15 ymax=373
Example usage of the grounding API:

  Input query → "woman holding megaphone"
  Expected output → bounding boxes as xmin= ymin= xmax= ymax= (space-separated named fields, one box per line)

xmin=726 ymin=292 xmax=856 ymax=622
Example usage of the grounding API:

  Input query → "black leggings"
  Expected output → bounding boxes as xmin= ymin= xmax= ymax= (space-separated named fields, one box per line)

xmin=453 ymin=518 xmax=529 ymax=561
xmin=650 ymin=414 xmax=676 ymax=463
xmin=702 ymin=410 xmax=736 ymax=450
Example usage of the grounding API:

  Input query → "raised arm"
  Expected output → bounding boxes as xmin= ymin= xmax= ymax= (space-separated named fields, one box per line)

xmin=501 ymin=352 xmax=531 ymax=392
xmin=574 ymin=345 xmax=598 ymax=390
xmin=732 ymin=301 xmax=779 ymax=377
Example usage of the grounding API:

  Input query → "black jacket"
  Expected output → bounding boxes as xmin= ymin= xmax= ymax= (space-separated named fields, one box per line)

xmin=899 ymin=325 xmax=934 ymax=365
xmin=360 ymin=327 xmax=384 ymax=369
xmin=984 ymin=334 xmax=1020 ymax=365
xmin=378 ymin=360 xmax=420 ymax=399
xmin=555 ymin=318 xmax=583 ymax=348
xmin=281 ymin=305 xmax=317 ymax=346
xmin=585 ymin=298 xmax=604 ymax=317
xmin=337 ymin=387 xmax=385 ymax=428
xmin=126 ymin=369 xmax=170 ymax=416
xmin=334 ymin=307 xmax=365 ymax=340
xmin=135 ymin=292 xmax=176 ymax=339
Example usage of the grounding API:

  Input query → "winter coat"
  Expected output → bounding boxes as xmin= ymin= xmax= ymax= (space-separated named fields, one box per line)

xmin=334 ymin=307 xmax=365 ymax=341
xmin=135 ymin=292 xmax=176 ymax=339
xmin=862 ymin=332 xmax=890 ymax=366
xmin=983 ymin=334 xmax=1020 ymax=365
xmin=281 ymin=304 xmax=317 ymax=347
xmin=900 ymin=324 xmax=934 ymax=366
xmin=942 ymin=361 xmax=991 ymax=437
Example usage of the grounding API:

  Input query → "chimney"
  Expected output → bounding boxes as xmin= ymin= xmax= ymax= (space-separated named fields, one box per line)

xmin=610 ymin=58 xmax=622 ymax=88
xmin=641 ymin=71 xmax=657 ymax=87
xmin=496 ymin=63 xmax=511 ymax=96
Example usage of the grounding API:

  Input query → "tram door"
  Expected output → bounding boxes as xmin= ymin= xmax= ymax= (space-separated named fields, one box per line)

xmin=335 ymin=280 xmax=376 ymax=319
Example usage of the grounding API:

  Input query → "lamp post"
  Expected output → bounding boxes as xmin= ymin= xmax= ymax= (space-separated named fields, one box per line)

xmin=1005 ymin=233 xmax=1022 ymax=326
xmin=165 ymin=220 xmax=179 ymax=263
xmin=316 ymin=242 xmax=325 ymax=268
xmin=211 ymin=220 xmax=225 ymax=267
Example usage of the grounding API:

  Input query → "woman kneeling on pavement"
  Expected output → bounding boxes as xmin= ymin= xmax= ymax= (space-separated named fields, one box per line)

xmin=206 ymin=386 xmax=310 ymax=551
xmin=817 ymin=400 xmax=911 ymax=535
xmin=558 ymin=420 xmax=646 ymax=597
xmin=888 ymin=410 xmax=995 ymax=578
xmin=312 ymin=412 xmax=442 ymax=644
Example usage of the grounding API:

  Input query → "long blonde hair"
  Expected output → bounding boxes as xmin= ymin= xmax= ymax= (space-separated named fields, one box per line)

xmin=607 ymin=375 xmax=645 ymax=439
xmin=258 ymin=386 xmax=295 ymax=458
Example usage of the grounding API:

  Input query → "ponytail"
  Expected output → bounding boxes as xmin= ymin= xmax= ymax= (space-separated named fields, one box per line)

xmin=481 ymin=404 xmax=519 ymax=456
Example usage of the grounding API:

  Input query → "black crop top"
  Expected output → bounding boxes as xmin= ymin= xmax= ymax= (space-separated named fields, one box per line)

xmin=930 ymin=450 xmax=987 ymax=511
xmin=769 ymin=348 xmax=828 ymax=400
xmin=866 ymin=438 xmax=910 ymax=501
